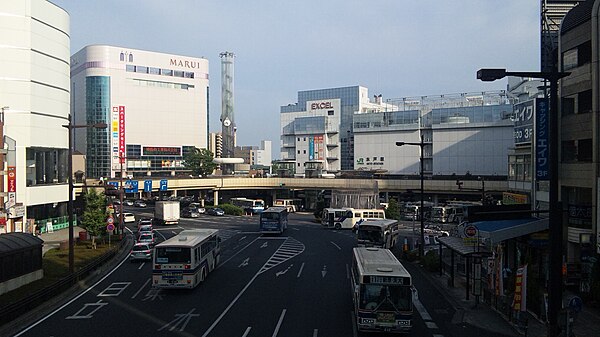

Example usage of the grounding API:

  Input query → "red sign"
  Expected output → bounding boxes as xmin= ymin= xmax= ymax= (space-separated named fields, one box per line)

xmin=464 ymin=225 xmax=478 ymax=237
xmin=7 ymin=166 xmax=16 ymax=192
xmin=118 ymin=106 xmax=125 ymax=163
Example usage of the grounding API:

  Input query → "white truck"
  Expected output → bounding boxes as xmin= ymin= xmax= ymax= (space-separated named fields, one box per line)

xmin=154 ymin=201 xmax=180 ymax=225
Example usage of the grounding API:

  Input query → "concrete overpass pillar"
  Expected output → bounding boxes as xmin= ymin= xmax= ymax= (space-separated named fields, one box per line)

xmin=214 ymin=190 xmax=219 ymax=206
xmin=271 ymin=190 xmax=277 ymax=206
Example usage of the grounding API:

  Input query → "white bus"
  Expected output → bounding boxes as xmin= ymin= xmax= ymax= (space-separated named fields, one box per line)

xmin=352 ymin=247 xmax=414 ymax=333
xmin=273 ymin=198 xmax=303 ymax=213
xmin=152 ymin=229 xmax=220 ymax=289
xmin=321 ymin=208 xmax=386 ymax=230
xmin=356 ymin=219 xmax=399 ymax=249
xmin=230 ymin=197 xmax=265 ymax=214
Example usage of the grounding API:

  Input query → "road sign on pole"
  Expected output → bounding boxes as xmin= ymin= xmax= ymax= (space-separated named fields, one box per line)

xmin=144 ymin=180 xmax=153 ymax=192
xmin=107 ymin=223 xmax=115 ymax=231
xmin=160 ymin=179 xmax=168 ymax=191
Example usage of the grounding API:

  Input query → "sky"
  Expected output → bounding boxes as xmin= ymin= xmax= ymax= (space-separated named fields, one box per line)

xmin=52 ymin=0 xmax=540 ymax=158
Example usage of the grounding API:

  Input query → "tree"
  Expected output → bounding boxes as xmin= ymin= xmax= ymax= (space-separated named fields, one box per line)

xmin=183 ymin=148 xmax=217 ymax=177
xmin=385 ymin=198 xmax=401 ymax=220
xmin=81 ymin=188 xmax=107 ymax=249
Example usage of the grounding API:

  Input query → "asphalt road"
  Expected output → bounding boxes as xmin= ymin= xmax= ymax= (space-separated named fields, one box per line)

xmin=12 ymin=210 xmax=461 ymax=337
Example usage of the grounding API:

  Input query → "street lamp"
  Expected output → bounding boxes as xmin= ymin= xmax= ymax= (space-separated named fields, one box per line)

xmin=62 ymin=117 xmax=107 ymax=274
xmin=396 ymin=140 xmax=425 ymax=258
xmin=477 ymin=68 xmax=569 ymax=337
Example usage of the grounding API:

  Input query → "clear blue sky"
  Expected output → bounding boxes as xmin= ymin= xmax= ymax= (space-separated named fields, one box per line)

xmin=52 ymin=0 xmax=540 ymax=158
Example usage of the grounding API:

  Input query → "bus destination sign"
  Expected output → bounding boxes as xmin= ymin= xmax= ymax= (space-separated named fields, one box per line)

xmin=367 ymin=275 xmax=410 ymax=285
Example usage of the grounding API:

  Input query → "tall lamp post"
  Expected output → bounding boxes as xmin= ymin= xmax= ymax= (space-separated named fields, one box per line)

xmin=396 ymin=140 xmax=425 ymax=258
xmin=63 ymin=117 xmax=107 ymax=274
xmin=477 ymin=68 xmax=569 ymax=337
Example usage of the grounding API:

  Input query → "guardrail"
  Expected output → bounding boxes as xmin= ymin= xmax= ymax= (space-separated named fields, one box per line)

xmin=0 ymin=236 xmax=129 ymax=326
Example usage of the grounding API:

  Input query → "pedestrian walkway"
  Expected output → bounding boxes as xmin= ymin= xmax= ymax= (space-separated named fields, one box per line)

xmin=414 ymin=259 xmax=600 ymax=337
xmin=37 ymin=225 xmax=84 ymax=255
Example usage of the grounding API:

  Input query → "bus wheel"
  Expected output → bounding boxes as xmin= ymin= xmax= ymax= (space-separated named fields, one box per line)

xmin=334 ymin=223 xmax=342 ymax=230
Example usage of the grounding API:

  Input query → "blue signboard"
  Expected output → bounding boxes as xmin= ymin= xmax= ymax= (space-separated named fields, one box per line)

xmin=535 ymin=98 xmax=549 ymax=181
xmin=144 ymin=180 xmax=153 ymax=192
xmin=107 ymin=181 xmax=119 ymax=189
xmin=159 ymin=179 xmax=168 ymax=191
xmin=513 ymin=100 xmax=534 ymax=145
xmin=308 ymin=137 xmax=314 ymax=160
xmin=124 ymin=180 xmax=138 ymax=193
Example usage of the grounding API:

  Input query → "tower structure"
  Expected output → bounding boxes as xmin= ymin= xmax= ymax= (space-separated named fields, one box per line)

xmin=220 ymin=51 xmax=235 ymax=174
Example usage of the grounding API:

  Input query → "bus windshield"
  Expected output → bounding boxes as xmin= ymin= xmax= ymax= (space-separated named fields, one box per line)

xmin=359 ymin=284 xmax=412 ymax=312
xmin=261 ymin=212 xmax=280 ymax=220
xmin=155 ymin=247 xmax=191 ymax=264
xmin=357 ymin=227 xmax=383 ymax=245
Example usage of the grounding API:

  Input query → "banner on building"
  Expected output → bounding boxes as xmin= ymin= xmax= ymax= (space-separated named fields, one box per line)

xmin=512 ymin=264 xmax=528 ymax=312
xmin=512 ymin=100 xmax=534 ymax=145
xmin=495 ymin=245 xmax=504 ymax=296
xmin=502 ymin=192 xmax=528 ymax=205
xmin=118 ymin=106 xmax=125 ymax=163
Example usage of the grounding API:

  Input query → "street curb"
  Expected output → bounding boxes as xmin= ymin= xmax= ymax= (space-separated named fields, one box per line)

xmin=0 ymin=234 xmax=133 ymax=337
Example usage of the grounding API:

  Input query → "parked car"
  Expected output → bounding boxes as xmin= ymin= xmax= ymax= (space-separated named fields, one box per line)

xmin=123 ymin=212 xmax=136 ymax=223
xmin=188 ymin=203 xmax=206 ymax=214
xmin=133 ymin=200 xmax=147 ymax=208
xmin=137 ymin=232 xmax=155 ymax=246
xmin=207 ymin=208 xmax=225 ymax=216
xmin=123 ymin=199 xmax=134 ymax=206
xmin=129 ymin=243 xmax=152 ymax=261
xmin=181 ymin=207 xmax=200 ymax=218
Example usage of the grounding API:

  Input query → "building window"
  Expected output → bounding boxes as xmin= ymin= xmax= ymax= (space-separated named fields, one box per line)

xmin=303 ymin=150 xmax=306 ymax=154
xmin=135 ymin=66 xmax=148 ymax=73
xmin=128 ymin=53 xmax=134 ymax=62
xmin=578 ymin=90 xmax=592 ymax=114
xmin=508 ymin=154 xmax=531 ymax=181
xmin=303 ymin=137 xmax=306 ymax=141
xmin=149 ymin=67 xmax=160 ymax=75
xmin=297 ymin=137 xmax=300 ymax=141
xmin=120 ymin=52 xmax=125 ymax=61
xmin=297 ymin=163 xmax=300 ymax=167
xmin=562 ymin=96 xmax=575 ymax=116
xmin=563 ymin=48 xmax=578 ymax=71
xmin=578 ymin=139 xmax=593 ymax=162
xmin=328 ymin=110 xmax=334 ymax=116
xmin=126 ymin=64 xmax=135 ymax=72
xmin=26 ymin=148 xmax=69 ymax=186
xmin=297 ymin=150 xmax=300 ymax=154
xmin=561 ymin=140 xmax=577 ymax=162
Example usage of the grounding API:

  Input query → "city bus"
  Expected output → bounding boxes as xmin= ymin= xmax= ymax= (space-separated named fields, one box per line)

xmin=321 ymin=208 xmax=386 ymax=230
xmin=356 ymin=219 xmax=399 ymax=249
xmin=351 ymin=247 xmax=414 ymax=333
xmin=273 ymin=198 xmax=303 ymax=212
xmin=259 ymin=206 xmax=288 ymax=234
xmin=230 ymin=197 xmax=265 ymax=214
xmin=152 ymin=229 xmax=220 ymax=289
xmin=401 ymin=202 xmax=433 ymax=221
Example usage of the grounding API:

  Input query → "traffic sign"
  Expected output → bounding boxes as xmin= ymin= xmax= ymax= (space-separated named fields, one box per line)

xmin=144 ymin=180 xmax=153 ymax=192
xmin=464 ymin=225 xmax=478 ymax=237
xmin=107 ymin=217 xmax=114 ymax=224
xmin=124 ymin=180 xmax=139 ymax=193
xmin=107 ymin=223 xmax=115 ymax=231
xmin=568 ymin=296 xmax=583 ymax=313
xmin=159 ymin=179 xmax=168 ymax=191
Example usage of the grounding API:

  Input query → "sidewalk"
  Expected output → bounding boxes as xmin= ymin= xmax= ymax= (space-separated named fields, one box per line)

xmin=415 ymin=259 xmax=600 ymax=337
xmin=37 ymin=225 xmax=84 ymax=255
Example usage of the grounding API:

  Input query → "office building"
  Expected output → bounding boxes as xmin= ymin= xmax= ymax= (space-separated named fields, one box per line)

xmin=70 ymin=45 xmax=209 ymax=179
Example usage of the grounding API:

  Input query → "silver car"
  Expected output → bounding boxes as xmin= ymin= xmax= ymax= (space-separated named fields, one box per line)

xmin=130 ymin=243 xmax=152 ymax=261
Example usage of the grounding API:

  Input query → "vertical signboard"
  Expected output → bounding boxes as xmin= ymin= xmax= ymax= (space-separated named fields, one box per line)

xmin=308 ymin=137 xmax=315 ymax=160
xmin=118 ymin=106 xmax=125 ymax=163
xmin=111 ymin=107 xmax=120 ymax=170
xmin=315 ymin=135 xmax=324 ymax=160
xmin=5 ymin=166 xmax=16 ymax=210
xmin=512 ymin=100 xmax=534 ymax=145
xmin=535 ymin=98 xmax=549 ymax=180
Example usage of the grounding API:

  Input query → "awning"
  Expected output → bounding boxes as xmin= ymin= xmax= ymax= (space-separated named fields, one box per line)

xmin=472 ymin=218 xmax=549 ymax=246
xmin=438 ymin=236 xmax=491 ymax=256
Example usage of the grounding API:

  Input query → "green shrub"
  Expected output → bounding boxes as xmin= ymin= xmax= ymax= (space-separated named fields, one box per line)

xmin=217 ymin=203 xmax=244 ymax=216
xmin=422 ymin=250 xmax=440 ymax=272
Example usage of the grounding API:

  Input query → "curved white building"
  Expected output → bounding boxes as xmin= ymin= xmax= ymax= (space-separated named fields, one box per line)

xmin=0 ymin=0 xmax=70 ymax=233
xmin=70 ymin=45 xmax=209 ymax=179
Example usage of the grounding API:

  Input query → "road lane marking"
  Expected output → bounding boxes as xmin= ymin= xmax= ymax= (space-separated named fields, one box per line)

xmin=297 ymin=262 xmax=305 ymax=278
xmin=425 ymin=321 xmax=439 ymax=329
xmin=258 ymin=236 xmax=288 ymax=240
xmin=138 ymin=262 xmax=145 ymax=270
xmin=271 ymin=309 xmax=286 ymax=337
xmin=14 ymin=249 xmax=131 ymax=336
xmin=218 ymin=236 xmax=261 ymax=269
xmin=154 ymin=229 xmax=167 ymax=241
xmin=242 ymin=327 xmax=252 ymax=337
xmin=131 ymin=279 xmax=150 ymax=299
xmin=330 ymin=241 xmax=341 ymax=250
xmin=276 ymin=264 xmax=293 ymax=277
xmin=65 ymin=300 xmax=108 ymax=319
xmin=351 ymin=311 xmax=358 ymax=337
xmin=97 ymin=282 xmax=130 ymax=297
xmin=321 ymin=265 xmax=327 ymax=278
xmin=238 ymin=236 xmax=247 ymax=241
xmin=158 ymin=308 xmax=199 ymax=332
xmin=238 ymin=258 xmax=249 ymax=268
xmin=413 ymin=294 xmax=432 ymax=321
xmin=203 ymin=240 xmax=302 ymax=337
xmin=313 ymin=328 xmax=318 ymax=337
xmin=346 ymin=263 xmax=350 ymax=279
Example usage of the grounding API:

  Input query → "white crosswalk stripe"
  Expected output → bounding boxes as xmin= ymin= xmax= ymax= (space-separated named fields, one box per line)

xmin=217 ymin=229 xmax=239 ymax=241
